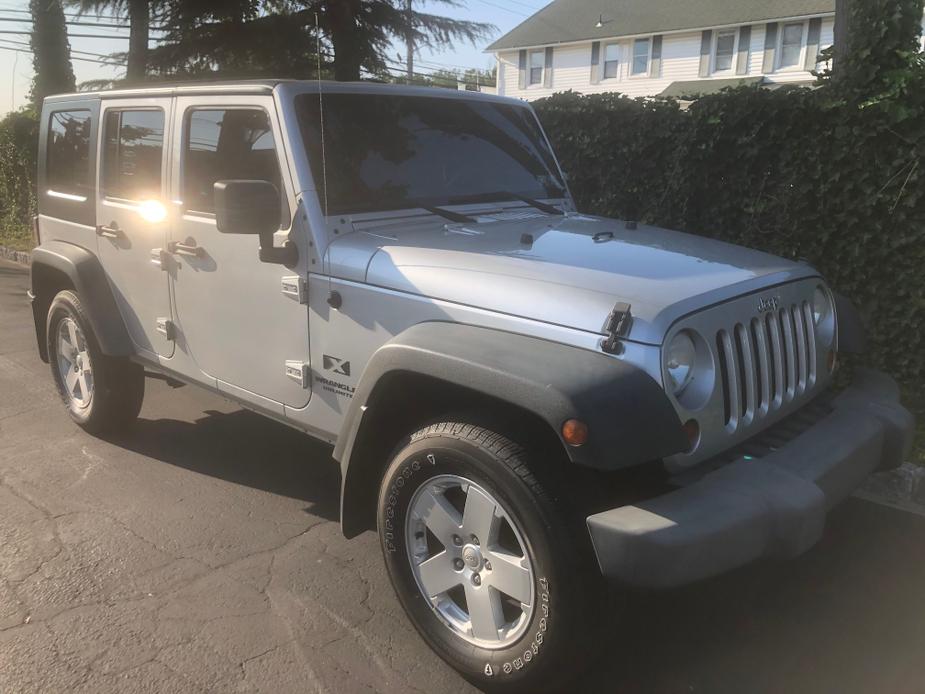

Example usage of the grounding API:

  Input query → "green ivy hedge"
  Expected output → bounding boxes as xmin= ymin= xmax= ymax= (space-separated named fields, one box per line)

xmin=0 ymin=110 xmax=38 ymax=251
xmin=534 ymin=73 xmax=924 ymax=395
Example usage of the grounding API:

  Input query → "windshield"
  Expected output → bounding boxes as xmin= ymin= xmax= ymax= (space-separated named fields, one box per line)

xmin=295 ymin=92 xmax=566 ymax=216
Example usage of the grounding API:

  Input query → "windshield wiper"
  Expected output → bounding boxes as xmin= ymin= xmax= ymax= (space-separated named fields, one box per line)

xmin=423 ymin=206 xmax=476 ymax=223
xmin=448 ymin=191 xmax=565 ymax=215
xmin=511 ymin=193 xmax=564 ymax=216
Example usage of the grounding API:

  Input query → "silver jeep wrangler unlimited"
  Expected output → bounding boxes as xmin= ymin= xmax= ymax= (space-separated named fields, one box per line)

xmin=30 ymin=80 xmax=914 ymax=691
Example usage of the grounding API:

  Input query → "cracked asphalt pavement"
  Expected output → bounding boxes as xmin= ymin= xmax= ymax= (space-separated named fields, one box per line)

xmin=2 ymin=257 xmax=925 ymax=693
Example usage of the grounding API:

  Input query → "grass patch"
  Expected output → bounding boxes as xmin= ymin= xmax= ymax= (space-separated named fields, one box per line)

xmin=0 ymin=223 xmax=33 ymax=252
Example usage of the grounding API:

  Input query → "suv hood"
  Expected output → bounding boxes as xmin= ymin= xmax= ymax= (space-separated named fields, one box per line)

xmin=326 ymin=212 xmax=816 ymax=345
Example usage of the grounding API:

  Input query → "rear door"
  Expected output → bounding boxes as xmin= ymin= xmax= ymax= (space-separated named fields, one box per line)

xmin=167 ymin=95 xmax=310 ymax=411
xmin=96 ymin=98 xmax=174 ymax=359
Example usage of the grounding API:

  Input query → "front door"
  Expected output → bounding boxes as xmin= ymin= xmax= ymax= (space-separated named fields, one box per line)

xmin=168 ymin=96 xmax=311 ymax=410
xmin=96 ymin=99 xmax=174 ymax=359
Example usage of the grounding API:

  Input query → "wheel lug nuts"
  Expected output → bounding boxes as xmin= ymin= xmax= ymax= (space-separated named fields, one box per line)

xmin=471 ymin=573 xmax=481 ymax=586
xmin=485 ymin=561 xmax=491 ymax=571
xmin=454 ymin=558 xmax=464 ymax=570
xmin=452 ymin=535 xmax=462 ymax=546
xmin=470 ymin=534 xmax=479 ymax=545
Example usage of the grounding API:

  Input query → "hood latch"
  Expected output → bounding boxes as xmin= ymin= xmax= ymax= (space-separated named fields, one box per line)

xmin=601 ymin=302 xmax=632 ymax=355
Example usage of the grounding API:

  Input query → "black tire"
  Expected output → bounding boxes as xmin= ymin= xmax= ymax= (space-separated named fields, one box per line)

xmin=378 ymin=422 xmax=604 ymax=693
xmin=46 ymin=289 xmax=144 ymax=434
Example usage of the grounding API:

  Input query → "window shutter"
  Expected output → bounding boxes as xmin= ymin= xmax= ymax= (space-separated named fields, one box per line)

xmin=649 ymin=35 xmax=663 ymax=78
xmin=736 ymin=25 xmax=752 ymax=75
xmin=544 ymin=46 xmax=554 ymax=88
xmin=699 ymin=30 xmax=713 ymax=77
xmin=590 ymin=41 xmax=601 ymax=84
xmin=805 ymin=17 xmax=822 ymax=70
xmin=518 ymin=49 xmax=527 ymax=89
xmin=762 ymin=22 xmax=779 ymax=73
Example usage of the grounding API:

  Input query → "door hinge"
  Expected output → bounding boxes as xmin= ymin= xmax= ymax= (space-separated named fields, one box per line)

xmin=601 ymin=302 xmax=632 ymax=355
xmin=285 ymin=360 xmax=310 ymax=388
xmin=281 ymin=276 xmax=308 ymax=304
xmin=156 ymin=318 xmax=176 ymax=341
xmin=150 ymin=248 xmax=168 ymax=270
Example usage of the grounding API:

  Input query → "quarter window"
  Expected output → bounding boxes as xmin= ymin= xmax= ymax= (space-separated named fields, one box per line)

xmin=631 ymin=38 xmax=650 ymax=75
xmin=529 ymin=49 xmax=544 ymax=85
xmin=47 ymin=110 xmax=91 ymax=200
xmin=102 ymin=109 xmax=164 ymax=200
xmin=780 ymin=22 xmax=804 ymax=68
xmin=182 ymin=108 xmax=282 ymax=217
xmin=714 ymin=29 xmax=737 ymax=72
xmin=603 ymin=43 xmax=619 ymax=79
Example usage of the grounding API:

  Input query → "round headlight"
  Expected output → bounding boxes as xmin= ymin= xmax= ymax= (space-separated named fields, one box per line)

xmin=666 ymin=331 xmax=696 ymax=395
xmin=812 ymin=286 xmax=832 ymax=325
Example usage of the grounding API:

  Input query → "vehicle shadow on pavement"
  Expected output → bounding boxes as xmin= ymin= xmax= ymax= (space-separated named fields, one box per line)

xmin=105 ymin=408 xmax=341 ymax=522
xmin=93 ymin=383 xmax=925 ymax=693
xmin=576 ymin=498 xmax=925 ymax=693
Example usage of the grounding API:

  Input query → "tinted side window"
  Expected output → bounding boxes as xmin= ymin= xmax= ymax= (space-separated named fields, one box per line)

xmin=102 ymin=109 xmax=165 ymax=200
xmin=183 ymin=109 xmax=282 ymax=216
xmin=47 ymin=110 xmax=91 ymax=199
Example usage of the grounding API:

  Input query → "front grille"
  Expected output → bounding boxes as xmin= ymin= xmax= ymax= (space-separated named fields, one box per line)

xmin=715 ymin=302 xmax=818 ymax=434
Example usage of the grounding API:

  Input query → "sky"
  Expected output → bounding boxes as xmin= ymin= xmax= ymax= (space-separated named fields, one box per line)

xmin=0 ymin=0 xmax=547 ymax=115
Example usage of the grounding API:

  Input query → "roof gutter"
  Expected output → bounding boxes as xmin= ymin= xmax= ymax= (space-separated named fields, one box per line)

xmin=485 ymin=11 xmax=834 ymax=53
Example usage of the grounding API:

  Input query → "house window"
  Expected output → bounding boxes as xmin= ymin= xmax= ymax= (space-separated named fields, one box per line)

xmin=631 ymin=38 xmax=650 ymax=75
xmin=603 ymin=43 xmax=619 ymax=79
xmin=779 ymin=22 xmax=804 ymax=68
xmin=529 ymin=49 xmax=544 ymax=85
xmin=714 ymin=29 xmax=737 ymax=72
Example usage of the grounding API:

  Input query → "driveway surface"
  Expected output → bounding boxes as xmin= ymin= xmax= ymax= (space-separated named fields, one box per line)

xmin=1 ymin=257 xmax=924 ymax=693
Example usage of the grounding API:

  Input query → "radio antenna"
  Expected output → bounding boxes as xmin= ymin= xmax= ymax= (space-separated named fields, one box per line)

xmin=315 ymin=12 xmax=329 ymax=218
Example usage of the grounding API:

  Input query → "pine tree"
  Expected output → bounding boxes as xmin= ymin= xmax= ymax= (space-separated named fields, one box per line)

xmin=30 ymin=0 xmax=77 ymax=108
xmin=145 ymin=1 xmax=493 ymax=83
xmin=68 ymin=0 xmax=155 ymax=82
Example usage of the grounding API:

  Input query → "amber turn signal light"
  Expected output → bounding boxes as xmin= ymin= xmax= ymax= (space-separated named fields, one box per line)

xmin=561 ymin=419 xmax=589 ymax=446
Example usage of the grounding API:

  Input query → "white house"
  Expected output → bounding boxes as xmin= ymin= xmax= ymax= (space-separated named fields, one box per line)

xmin=488 ymin=0 xmax=836 ymax=100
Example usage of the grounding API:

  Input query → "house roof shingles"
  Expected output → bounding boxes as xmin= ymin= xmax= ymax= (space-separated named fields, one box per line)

xmin=487 ymin=0 xmax=835 ymax=51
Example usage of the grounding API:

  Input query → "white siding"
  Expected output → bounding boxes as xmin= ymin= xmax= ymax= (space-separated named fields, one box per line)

xmin=495 ymin=15 xmax=834 ymax=101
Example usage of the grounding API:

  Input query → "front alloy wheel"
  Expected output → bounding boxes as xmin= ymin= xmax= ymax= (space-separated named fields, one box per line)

xmin=378 ymin=421 xmax=603 ymax=693
xmin=406 ymin=474 xmax=535 ymax=649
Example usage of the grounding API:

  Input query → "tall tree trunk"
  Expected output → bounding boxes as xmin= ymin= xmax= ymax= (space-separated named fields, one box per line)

xmin=29 ymin=0 xmax=76 ymax=109
xmin=405 ymin=0 xmax=413 ymax=83
xmin=327 ymin=0 xmax=362 ymax=81
xmin=833 ymin=0 xmax=851 ymax=79
xmin=126 ymin=0 xmax=149 ymax=82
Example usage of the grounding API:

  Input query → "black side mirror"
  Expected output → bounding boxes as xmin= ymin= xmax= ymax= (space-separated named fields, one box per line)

xmin=214 ymin=180 xmax=297 ymax=266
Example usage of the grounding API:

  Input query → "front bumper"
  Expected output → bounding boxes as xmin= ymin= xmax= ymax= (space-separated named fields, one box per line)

xmin=586 ymin=369 xmax=915 ymax=588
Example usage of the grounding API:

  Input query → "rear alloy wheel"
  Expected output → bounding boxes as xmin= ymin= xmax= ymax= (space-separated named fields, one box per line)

xmin=47 ymin=290 xmax=145 ymax=434
xmin=378 ymin=422 xmax=603 ymax=692
xmin=55 ymin=316 xmax=95 ymax=411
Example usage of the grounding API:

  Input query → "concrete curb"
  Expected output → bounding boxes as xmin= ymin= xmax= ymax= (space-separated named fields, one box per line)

xmin=855 ymin=463 xmax=925 ymax=517
xmin=0 ymin=245 xmax=31 ymax=266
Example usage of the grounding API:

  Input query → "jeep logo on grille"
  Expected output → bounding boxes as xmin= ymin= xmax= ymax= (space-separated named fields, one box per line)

xmin=757 ymin=295 xmax=781 ymax=314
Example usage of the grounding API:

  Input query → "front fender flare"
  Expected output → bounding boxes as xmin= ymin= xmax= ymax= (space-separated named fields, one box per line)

xmin=335 ymin=322 xmax=687 ymax=535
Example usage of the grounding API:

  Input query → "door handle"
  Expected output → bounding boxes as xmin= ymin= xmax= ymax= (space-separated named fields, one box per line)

xmin=168 ymin=240 xmax=205 ymax=258
xmin=97 ymin=223 xmax=122 ymax=239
